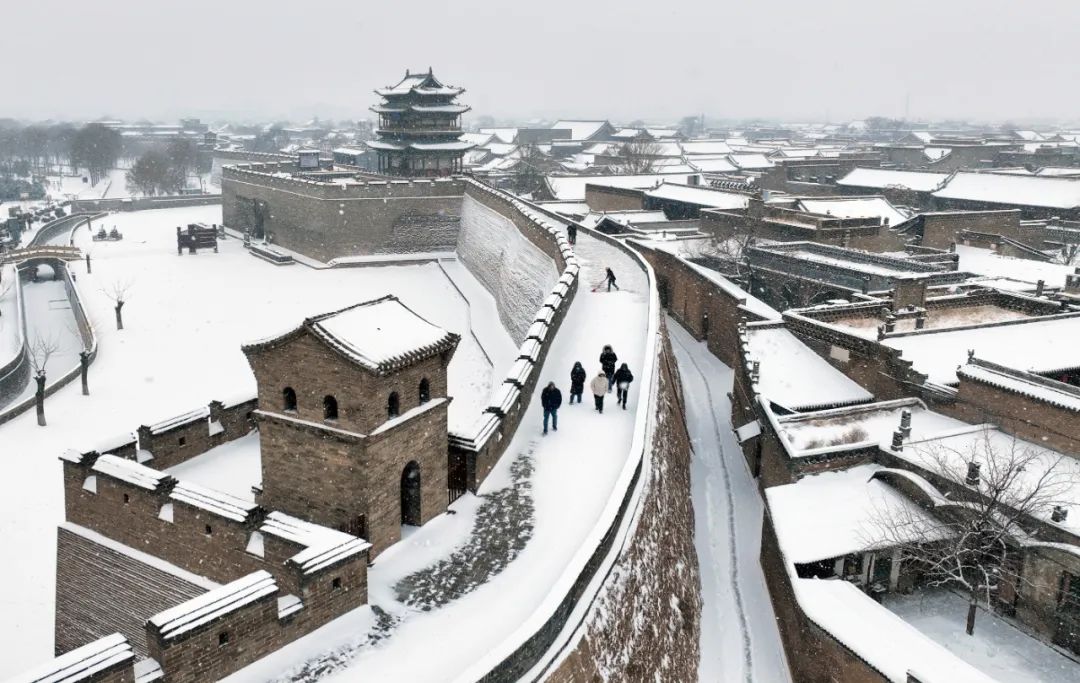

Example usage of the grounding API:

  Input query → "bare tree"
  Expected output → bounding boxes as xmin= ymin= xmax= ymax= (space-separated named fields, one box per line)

xmin=867 ymin=429 xmax=1078 ymax=636
xmin=29 ymin=333 xmax=61 ymax=426
xmin=613 ymin=139 xmax=662 ymax=174
xmin=102 ymin=279 xmax=133 ymax=330
xmin=508 ymin=143 xmax=548 ymax=196
xmin=683 ymin=231 xmax=756 ymax=279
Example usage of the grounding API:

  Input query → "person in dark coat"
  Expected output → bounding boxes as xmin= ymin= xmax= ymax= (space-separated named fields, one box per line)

xmin=613 ymin=363 xmax=635 ymax=410
xmin=605 ymin=267 xmax=619 ymax=291
xmin=590 ymin=371 xmax=608 ymax=413
xmin=599 ymin=345 xmax=618 ymax=392
xmin=540 ymin=381 xmax=562 ymax=435
xmin=566 ymin=223 xmax=577 ymax=245
xmin=569 ymin=362 xmax=586 ymax=404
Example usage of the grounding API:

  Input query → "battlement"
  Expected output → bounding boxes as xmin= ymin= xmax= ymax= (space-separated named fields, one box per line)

xmin=222 ymin=161 xmax=466 ymax=200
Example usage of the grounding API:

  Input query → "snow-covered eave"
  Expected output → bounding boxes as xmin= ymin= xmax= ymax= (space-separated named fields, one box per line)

xmin=9 ymin=632 xmax=134 ymax=683
xmin=957 ymin=363 xmax=1080 ymax=412
xmin=148 ymin=571 xmax=277 ymax=642
xmin=369 ymin=397 xmax=448 ymax=438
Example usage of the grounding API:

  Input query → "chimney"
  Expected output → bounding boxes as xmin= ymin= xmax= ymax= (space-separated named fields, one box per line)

xmin=965 ymin=461 xmax=981 ymax=487
xmin=884 ymin=314 xmax=896 ymax=333
xmin=877 ymin=325 xmax=886 ymax=341
xmin=1052 ymin=505 xmax=1069 ymax=523
xmin=891 ymin=430 xmax=904 ymax=452
xmin=900 ymin=409 xmax=912 ymax=438
xmin=751 ymin=360 xmax=761 ymax=381
xmin=861 ymin=276 xmax=870 ymax=294
xmin=915 ymin=312 xmax=926 ymax=330
xmin=949 ymin=241 xmax=956 ymax=253
xmin=1036 ymin=279 xmax=1045 ymax=297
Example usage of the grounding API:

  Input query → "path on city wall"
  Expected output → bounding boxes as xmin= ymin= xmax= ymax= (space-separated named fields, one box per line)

xmin=225 ymin=231 xmax=651 ymax=683
xmin=669 ymin=321 xmax=792 ymax=683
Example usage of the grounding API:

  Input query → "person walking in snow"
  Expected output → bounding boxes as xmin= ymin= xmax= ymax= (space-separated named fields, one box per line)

xmin=599 ymin=345 xmax=618 ymax=392
xmin=590 ymin=371 xmax=608 ymax=413
xmin=605 ymin=267 xmax=619 ymax=291
xmin=613 ymin=363 xmax=635 ymax=410
xmin=540 ymin=381 xmax=562 ymax=435
xmin=566 ymin=223 xmax=577 ymax=246
xmin=569 ymin=361 xmax=586 ymax=404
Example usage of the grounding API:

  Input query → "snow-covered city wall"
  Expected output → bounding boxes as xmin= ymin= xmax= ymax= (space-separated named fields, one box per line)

xmin=0 ymin=270 xmax=29 ymax=408
xmin=456 ymin=189 xmax=561 ymax=343
xmin=545 ymin=320 xmax=703 ymax=682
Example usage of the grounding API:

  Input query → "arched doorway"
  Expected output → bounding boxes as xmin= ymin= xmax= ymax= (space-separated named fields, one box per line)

xmin=400 ymin=461 xmax=421 ymax=526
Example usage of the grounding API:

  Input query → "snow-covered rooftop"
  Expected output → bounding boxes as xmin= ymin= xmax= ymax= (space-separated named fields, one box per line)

xmin=680 ymin=140 xmax=734 ymax=155
xmin=544 ymin=173 xmax=701 ymax=201
xmin=745 ymin=325 xmax=874 ymax=411
xmin=550 ymin=120 xmax=610 ymax=141
xmin=957 ymin=359 xmax=1080 ymax=412
xmin=260 ymin=512 xmax=371 ymax=574
xmin=254 ymin=295 xmax=460 ymax=376
xmin=766 ymin=463 xmax=942 ymax=563
xmin=776 ymin=399 xmax=968 ymax=455
xmin=644 ymin=183 xmax=749 ymax=210
xmin=933 ymin=171 xmax=1080 ymax=210
xmin=148 ymin=571 xmax=277 ymax=642
xmin=836 ymin=168 xmax=949 ymax=193
xmin=883 ymin=315 xmax=1080 ymax=385
xmin=795 ymin=196 xmax=912 ymax=227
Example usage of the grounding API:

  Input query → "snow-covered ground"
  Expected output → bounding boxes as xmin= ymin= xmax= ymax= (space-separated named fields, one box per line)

xmin=957 ymin=245 xmax=1077 ymax=288
xmin=166 ymin=432 xmax=261 ymax=501
xmin=884 ymin=590 xmax=1080 ymax=683
xmin=669 ymin=321 xmax=792 ymax=683
xmin=0 ymin=204 xmax=515 ymax=677
xmin=223 ymin=230 xmax=649 ymax=682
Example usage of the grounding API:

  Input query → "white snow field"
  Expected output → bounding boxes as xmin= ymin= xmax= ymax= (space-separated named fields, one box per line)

xmin=223 ymin=230 xmax=650 ymax=682
xmin=0 ymin=204 xmax=516 ymax=677
xmin=669 ymin=321 xmax=792 ymax=683
xmin=884 ymin=590 xmax=1080 ymax=683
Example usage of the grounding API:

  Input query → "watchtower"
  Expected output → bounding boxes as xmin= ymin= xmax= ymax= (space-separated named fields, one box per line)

xmin=241 ymin=295 xmax=460 ymax=556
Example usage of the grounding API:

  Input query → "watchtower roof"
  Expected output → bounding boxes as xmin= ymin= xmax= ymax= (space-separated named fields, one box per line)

xmin=374 ymin=69 xmax=464 ymax=97
xmin=243 ymin=295 xmax=460 ymax=376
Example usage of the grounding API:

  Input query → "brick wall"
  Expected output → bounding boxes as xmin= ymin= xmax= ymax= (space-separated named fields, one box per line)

xmin=583 ymin=184 xmax=645 ymax=211
xmin=136 ymin=398 xmax=257 ymax=470
xmin=918 ymin=210 xmax=1023 ymax=250
xmin=950 ymin=379 xmax=1080 ymax=455
xmin=222 ymin=164 xmax=466 ymax=261
xmin=55 ymin=526 xmax=209 ymax=657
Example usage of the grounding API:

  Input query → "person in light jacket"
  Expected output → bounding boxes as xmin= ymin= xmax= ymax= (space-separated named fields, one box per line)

xmin=613 ymin=363 xmax=634 ymax=410
xmin=569 ymin=362 xmax=586 ymax=404
xmin=590 ymin=371 xmax=608 ymax=413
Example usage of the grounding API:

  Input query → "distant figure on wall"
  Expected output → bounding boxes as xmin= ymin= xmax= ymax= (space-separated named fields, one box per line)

xmin=599 ymin=345 xmax=618 ymax=392
xmin=566 ymin=223 xmax=577 ymax=246
xmin=606 ymin=267 xmax=619 ymax=291
xmin=590 ymin=371 xmax=608 ymax=413
xmin=541 ymin=381 xmax=562 ymax=435
xmin=569 ymin=361 xmax=586 ymax=404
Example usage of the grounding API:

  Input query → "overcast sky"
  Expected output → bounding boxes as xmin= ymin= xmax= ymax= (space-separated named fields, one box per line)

xmin=8 ymin=0 xmax=1080 ymax=125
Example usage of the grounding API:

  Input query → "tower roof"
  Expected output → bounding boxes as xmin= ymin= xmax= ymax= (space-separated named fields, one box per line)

xmin=243 ymin=295 xmax=460 ymax=375
xmin=375 ymin=69 xmax=465 ymax=97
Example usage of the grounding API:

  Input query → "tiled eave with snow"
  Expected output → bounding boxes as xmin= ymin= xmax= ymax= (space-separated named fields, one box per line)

xmin=149 ymin=571 xmax=277 ymax=642
xmin=260 ymin=512 xmax=371 ymax=576
xmin=9 ymin=632 xmax=135 ymax=683
xmin=957 ymin=357 xmax=1080 ymax=412
xmin=241 ymin=295 xmax=461 ymax=377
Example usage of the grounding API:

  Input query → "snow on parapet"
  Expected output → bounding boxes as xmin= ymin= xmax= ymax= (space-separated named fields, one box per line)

xmin=170 ymin=481 xmax=259 ymax=523
xmin=8 ymin=632 xmax=133 ymax=683
xmin=145 ymin=406 xmax=210 ymax=435
xmin=260 ymin=512 xmax=371 ymax=575
xmin=957 ymin=357 xmax=1080 ymax=412
xmin=149 ymin=571 xmax=277 ymax=642
xmin=92 ymin=454 xmax=173 ymax=491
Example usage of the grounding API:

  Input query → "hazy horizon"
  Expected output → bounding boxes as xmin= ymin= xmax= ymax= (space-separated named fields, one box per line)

xmin=7 ymin=0 xmax=1080 ymax=125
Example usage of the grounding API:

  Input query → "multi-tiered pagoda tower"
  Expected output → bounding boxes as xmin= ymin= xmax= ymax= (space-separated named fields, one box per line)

xmin=367 ymin=69 xmax=473 ymax=177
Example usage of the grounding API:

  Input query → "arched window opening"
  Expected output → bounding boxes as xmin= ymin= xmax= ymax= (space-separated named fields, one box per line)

xmin=387 ymin=392 xmax=400 ymax=419
xmin=401 ymin=461 xmax=421 ymax=526
xmin=323 ymin=395 xmax=339 ymax=420
xmin=283 ymin=387 xmax=297 ymax=412
xmin=418 ymin=378 xmax=430 ymax=405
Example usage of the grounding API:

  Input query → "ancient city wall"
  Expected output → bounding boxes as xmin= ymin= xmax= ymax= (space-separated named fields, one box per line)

xmin=70 ymin=195 xmax=222 ymax=214
xmin=456 ymin=189 xmax=562 ymax=342
xmin=221 ymin=163 xmax=465 ymax=261
xmin=545 ymin=321 xmax=702 ymax=683
xmin=448 ymin=180 xmax=578 ymax=494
